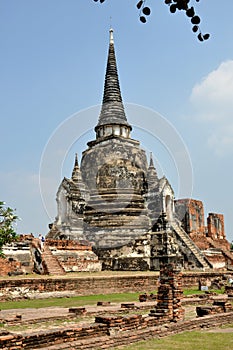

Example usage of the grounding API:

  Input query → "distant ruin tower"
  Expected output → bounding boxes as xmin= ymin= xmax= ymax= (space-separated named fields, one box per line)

xmin=50 ymin=154 xmax=88 ymax=240
xmin=81 ymin=29 xmax=150 ymax=248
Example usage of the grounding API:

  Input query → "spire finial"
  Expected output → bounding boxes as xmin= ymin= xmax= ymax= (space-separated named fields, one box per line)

xmin=109 ymin=27 xmax=114 ymax=44
xmin=95 ymin=28 xmax=131 ymax=132
xmin=147 ymin=152 xmax=158 ymax=184
xmin=72 ymin=153 xmax=80 ymax=182
xmin=149 ymin=152 xmax=154 ymax=168
xmin=75 ymin=153 xmax=78 ymax=166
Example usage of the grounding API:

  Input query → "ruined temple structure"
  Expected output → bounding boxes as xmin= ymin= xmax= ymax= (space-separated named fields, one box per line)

xmin=47 ymin=29 xmax=233 ymax=272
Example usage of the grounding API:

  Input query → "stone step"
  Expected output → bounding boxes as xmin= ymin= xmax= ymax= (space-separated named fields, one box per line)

xmin=207 ymin=237 xmax=233 ymax=263
xmin=171 ymin=221 xmax=211 ymax=269
xmin=42 ymin=245 xmax=66 ymax=275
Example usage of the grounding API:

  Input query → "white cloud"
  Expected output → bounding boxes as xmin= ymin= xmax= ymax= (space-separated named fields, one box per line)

xmin=190 ymin=60 xmax=233 ymax=155
xmin=207 ymin=123 xmax=233 ymax=157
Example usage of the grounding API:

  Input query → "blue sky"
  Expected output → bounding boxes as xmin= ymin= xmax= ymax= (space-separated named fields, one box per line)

xmin=1 ymin=1 xmax=233 ymax=242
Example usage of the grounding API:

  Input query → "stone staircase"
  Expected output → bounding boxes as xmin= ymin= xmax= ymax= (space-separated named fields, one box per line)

xmin=42 ymin=244 xmax=66 ymax=275
xmin=171 ymin=220 xmax=212 ymax=270
xmin=206 ymin=237 xmax=233 ymax=267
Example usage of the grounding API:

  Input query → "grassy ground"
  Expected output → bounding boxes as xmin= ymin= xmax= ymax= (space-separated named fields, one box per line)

xmin=1 ymin=288 xmax=232 ymax=348
xmin=113 ymin=330 xmax=233 ymax=350
xmin=183 ymin=287 xmax=225 ymax=295
xmin=0 ymin=291 xmax=152 ymax=310
xmin=0 ymin=288 xmax=224 ymax=310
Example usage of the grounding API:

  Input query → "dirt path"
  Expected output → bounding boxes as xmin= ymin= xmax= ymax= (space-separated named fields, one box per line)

xmin=0 ymin=301 xmax=156 ymax=323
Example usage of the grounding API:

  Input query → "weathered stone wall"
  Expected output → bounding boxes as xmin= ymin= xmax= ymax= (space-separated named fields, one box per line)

xmin=0 ymin=272 xmax=232 ymax=301
xmin=0 ymin=274 xmax=158 ymax=301
xmin=0 ymin=258 xmax=21 ymax=277
xmin=46 ymin=239 xmax=92 ymax=251
xmin=149 ymin=262 xmax=184 ymax=322
xmin=175 ymin=199 xmax=205 ymax=235
xmin=1 ymin=237 xmax=35 ymax=276
xmin=1 ymin=311 xmax=233 ymax=349
xmin=175 ymin=200 xmax=232 ymax=269
xmin=95 ymin=234 xmax=151 ymax=271
xmin=0 ymin=237 xmax=102 ymax=276
xmin=207 ymin=213 xmax=227 ymax=241
xmin=81 ymin=137 xmax=150 ymax=248
xmin=203 ymin=249 xmax=226 ymax=269
xmin=189 ymin=232 xmax=210 ymax=250
xmin=46 ymin=239 xmax=101 ymax=272
xmin=51 ymin=250 xmax=101 ymax=272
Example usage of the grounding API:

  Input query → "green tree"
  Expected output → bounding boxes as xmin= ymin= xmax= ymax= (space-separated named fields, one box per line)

xmin=0 ymin=201 xmax=18 ymax=256
xmin=93 ymin=0 xmax=210 ymax=41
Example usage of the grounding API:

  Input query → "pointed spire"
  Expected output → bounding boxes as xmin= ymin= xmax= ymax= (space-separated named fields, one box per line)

xmin=109 ymin=27 xmax=114 ymax=44
xmin=71 ymin=153 xmax=88 ymax=198
xmin=149 ymin=152 xmax=155 ymax=168
xmin=95 ymin=28 xmax=131 ymax=131
xmin=71 ymin=153 xmax=80 ymax=182
xmin=74 ymin=152 xmax=78 ymax=166
xmin=147 ymin=152 xmax=158 ymax=186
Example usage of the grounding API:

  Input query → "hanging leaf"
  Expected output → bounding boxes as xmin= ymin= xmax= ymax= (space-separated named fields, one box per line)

xmin=192 ymin=25 xmax=199 ymax=33
xmin=186 ymin=7 xmax=195 ymax=18
xmin=198 ymin=33 xmax=204 ymax=42
xmin=94 ymin=0 xmax=210 ymax=42
xmin=170 ymin=4 xmax=177 ymax=14
xmin=140 ymin=16 xmax=147 ymax=23
xmin=176 ymin=1 xmax=186 ymax=11
xmin=191 ymin=16 xmax=201 ymax=25
xmin=142 ymin=7 xmax=151 ymax=16
xmin=203 ymin=33 xmax=210 ymax=40
xmin=137 ymin=1 xmax=144 ymax=10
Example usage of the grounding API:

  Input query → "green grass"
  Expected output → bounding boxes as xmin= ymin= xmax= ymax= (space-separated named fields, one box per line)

xmin=183 ymin=287 xmax=224 ymax=295
xmin=222 ymin=323 xmax=233 ymax=328
xmin=113 ymin=330 xmax=233 ymax=350
xmin=0 ymin=291 xmax=151 ymax=310
xmin=0 ymin=288 xmax=224 ymax=310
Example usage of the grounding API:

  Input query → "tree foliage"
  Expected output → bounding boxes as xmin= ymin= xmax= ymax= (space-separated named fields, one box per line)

xmin=0 ymin=201 xmax=18 ymax=256
xmin=93 ymin=0 xmax=210 ymax=42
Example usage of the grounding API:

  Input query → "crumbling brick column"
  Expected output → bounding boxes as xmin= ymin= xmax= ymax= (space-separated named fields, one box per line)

xmin=150 ymin=261 xmax=185 ymax=322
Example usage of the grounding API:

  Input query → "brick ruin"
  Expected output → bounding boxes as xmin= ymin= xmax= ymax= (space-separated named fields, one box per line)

xmin=1 ymin=29 xmax=233 ymax=277
xmin=0 ymin=262 xmax=233 ymax=349
xmin=175 ymin=199 xmax=232 ymax=270
xmin=1 ymin=235 xmax=101 ymax=277
xmin=175 ymin=199 xmax=206 ymax=235
xmin=208 ymin=213 xmax=226 ymax=240
xmin=1 ymin=311 xmax=233 ymax=349
xmin=149 ymin=261 xmax=185 ymax=322
xmin=43 ymin=29 xmax=233 ymax=273
xmin=175 ymin=199 xmax=227 ymax=243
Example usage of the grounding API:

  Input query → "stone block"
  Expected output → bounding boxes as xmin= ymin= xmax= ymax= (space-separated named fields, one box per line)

xmin=69 ymin=307 xmax=86 ymax=315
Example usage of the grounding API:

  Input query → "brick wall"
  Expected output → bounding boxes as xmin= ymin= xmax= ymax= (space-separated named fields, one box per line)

xmin=1 ymin=311 xmax=233 ymax=349
xmin=207 ymin=213 xmax=226 ymax=240
xmin=0 ymin=257 xmax=21 ymax=277
xmin=46 ymin=239 xmax=92 ymax=251
xmin=0 ymin=274 xmax=159 ymax=301
xmin=149 ymin=262 xmax=184 ymax=322
xmin=204 ymin=251 xmax=226 ymax=269
xmin=175 ymin=199 xmax=205 ymax=235
xmin=0 ymin=272 xmax=232 ymax=301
